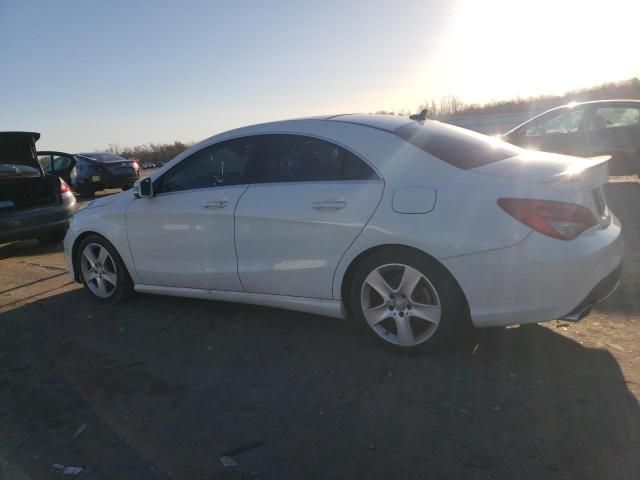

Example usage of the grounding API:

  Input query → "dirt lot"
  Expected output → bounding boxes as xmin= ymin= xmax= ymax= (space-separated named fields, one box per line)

xmin=0 ymin=181 xmax=639 ymax=480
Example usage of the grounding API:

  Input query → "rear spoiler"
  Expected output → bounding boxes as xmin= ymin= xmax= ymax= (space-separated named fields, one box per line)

xmin=556 ymin=155 xmax=611 ymax=190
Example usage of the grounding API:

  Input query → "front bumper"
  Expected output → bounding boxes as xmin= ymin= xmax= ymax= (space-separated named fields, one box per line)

xmin=441 ymin=214 xmax=624 ymax=328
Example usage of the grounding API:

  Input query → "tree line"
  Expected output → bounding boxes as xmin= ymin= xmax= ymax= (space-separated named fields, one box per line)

xmin=106 ymin=141 xmax=193 ymax=164
xmin=381 ymin=77 xmax=640 ymax=119
xmin=107 ymin=77 xmax=640 ymax=162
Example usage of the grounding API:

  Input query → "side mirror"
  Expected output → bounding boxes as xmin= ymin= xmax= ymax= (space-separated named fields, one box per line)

xmin=134 ymin=177 xmax=154 ymax=198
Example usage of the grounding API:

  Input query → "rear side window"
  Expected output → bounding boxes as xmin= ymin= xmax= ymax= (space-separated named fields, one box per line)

xmin=254 ymin=134 xmax=378 ymax=183
xmin=395 ymin=122 xmax=521 ymax=170
xmin=593 ymin=106 xmax=640 ymax=129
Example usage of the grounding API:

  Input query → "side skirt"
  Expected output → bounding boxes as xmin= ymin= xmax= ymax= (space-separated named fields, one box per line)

xmin=134 ymin=284 xmax=346 ymax=319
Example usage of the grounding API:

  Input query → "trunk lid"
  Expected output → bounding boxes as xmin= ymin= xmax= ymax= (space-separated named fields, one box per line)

xmin=0 ymin=131 xmax=59 ymax=212
xmin=470 ymin=151 xmax=610 ymax=188
xmin=0 ymin=132 xmax=42 ymax=171
xmin=472 ymin=151 xmax=612 ymax=229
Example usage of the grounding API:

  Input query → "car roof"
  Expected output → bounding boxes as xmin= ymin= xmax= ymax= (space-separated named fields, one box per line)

xmin=224 ymin=113 xmax=417 ymax=137
xmin=76 ymin=152 xmax=127 ymax=161
xmin=327 ymin=113 xmax=415 ymax=131
xmin=544 ymin=99 xmax=640 ymax=113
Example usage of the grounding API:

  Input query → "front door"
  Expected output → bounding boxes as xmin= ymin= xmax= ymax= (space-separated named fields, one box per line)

xmin=235 ymin=134 xmax=384 ymax=299
xmin=37 ymin=151 xmax=76 ymax=183
xmin=514 ymin=106 xmax=589 ymax=155
xmin=126 ymin=137 xmax=259 ymax=291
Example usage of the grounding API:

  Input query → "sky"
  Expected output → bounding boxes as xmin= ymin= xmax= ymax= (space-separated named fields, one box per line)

xmin=1 ymin=0 xmax=639 ymax=152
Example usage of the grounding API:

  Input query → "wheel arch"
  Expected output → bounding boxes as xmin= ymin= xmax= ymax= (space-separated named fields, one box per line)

xmin=338 ymin=243 xmax=470 ymax=321
xmin=71 ymin=231 xmax=132 ymax=282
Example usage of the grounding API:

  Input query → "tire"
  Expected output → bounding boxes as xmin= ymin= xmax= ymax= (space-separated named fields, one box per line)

xmin=37 ymin=231 xmax=66 ymax=245
xmin=349 ymin=247 xmax=469 ymax=353
xmin=76 ymin=234 xmax=133 ymax=304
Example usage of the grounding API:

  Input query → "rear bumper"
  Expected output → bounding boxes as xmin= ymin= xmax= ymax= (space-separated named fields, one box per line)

xmin=560 ymin=263 xmax=622 ymax=321
xmin=102 ymin=175 xmax=138 ymax=188
xmin=79 ymin=173 xmax=139 ymax=191
xmin=0 ymin=192 xmax=77 ymax=243
xmin=441 ymin=214 xmax=624 ymax=328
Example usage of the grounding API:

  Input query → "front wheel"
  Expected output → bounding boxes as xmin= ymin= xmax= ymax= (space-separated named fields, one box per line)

xmin=76 ymin=234 xmax=133 ymax=304
xmin=349 ymin=248 xmax=468 ymax=353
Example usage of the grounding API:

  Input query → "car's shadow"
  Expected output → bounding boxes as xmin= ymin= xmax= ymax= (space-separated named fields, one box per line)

xmin=0 ymin=289 xmax=638 ymax=479
xmin=0 ymin=239 xmax=64 ymax=260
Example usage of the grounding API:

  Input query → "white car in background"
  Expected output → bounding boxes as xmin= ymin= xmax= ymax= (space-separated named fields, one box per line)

xmin=63 ymin=114 xmax=623 ymax=352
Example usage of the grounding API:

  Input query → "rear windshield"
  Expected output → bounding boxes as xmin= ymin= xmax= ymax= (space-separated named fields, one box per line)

xmin=79 ymin=153 xmax=128 ymax=162
xmin=395 ymin=121 xmax=521 ymax=170
xmin=0 ymin=163 xmax=41 ymax=177
xmin=0 ymin=142 xmax=41 ymax=176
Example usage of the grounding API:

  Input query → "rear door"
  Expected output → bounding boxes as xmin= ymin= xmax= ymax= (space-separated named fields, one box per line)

xmin=235 ymin=134 xmax=383 ymax=299
xmin=511 ymin=106 xmax=589 ymax=155
xmin=584 ymin=104 xmax=640 ymax=175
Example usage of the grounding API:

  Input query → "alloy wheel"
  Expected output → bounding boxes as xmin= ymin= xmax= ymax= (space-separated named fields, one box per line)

xmin=80 ymin=243 xmax=118 ymax=299
xmin=360 ymin=263 xmax=441 ymax=347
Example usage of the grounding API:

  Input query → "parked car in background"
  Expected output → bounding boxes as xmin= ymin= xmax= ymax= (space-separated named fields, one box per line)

xmin=71 ymin=153 xmax=140 ymax=197
xmin=1 ymin=132 xmax=76 ymax=244
xmin=37 ymin=150 xmax=76 ymax=184
xmin=64 ymin=115 xmax=622 ymax=352
xmin=501 ymin=100 xmax=640 ymax=175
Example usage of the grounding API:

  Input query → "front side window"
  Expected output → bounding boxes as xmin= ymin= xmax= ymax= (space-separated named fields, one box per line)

xmin=254 ymin=134 xmax=378 ymax=183
xmin=592 ymin=107 xmax=640 ymax=129
xmin=159 ymin=137 xmax=257 ymax=193
xmin=52 ymin=154 xmax=73 ymax=170
xmin=525 ymin=108 xmax=584 ymax=136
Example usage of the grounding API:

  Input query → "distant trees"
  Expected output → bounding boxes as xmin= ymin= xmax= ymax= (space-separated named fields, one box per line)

xmin=106 ymin=141 xmax=193 ymax=164
xmin=381 ymin=77 xmax=640 ymax=120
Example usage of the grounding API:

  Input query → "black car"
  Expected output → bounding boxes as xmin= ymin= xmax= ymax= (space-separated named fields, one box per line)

xmin=37 ymin=150 xmax=76 ymax=185
xmin=71 ymin=152 xmax=140 ymax=197
xmin=501 ymin=99 xmax=640 ymax=175
xmin=0 ymin=132 xmax=77 ymax=244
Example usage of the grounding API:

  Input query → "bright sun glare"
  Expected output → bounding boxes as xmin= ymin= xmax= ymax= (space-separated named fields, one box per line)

xmin=439 ymin=0 xmax=640 ymax=104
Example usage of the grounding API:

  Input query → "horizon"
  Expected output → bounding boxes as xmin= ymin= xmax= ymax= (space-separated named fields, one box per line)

xmin=1 ymin=0 xmax=639 ymax=152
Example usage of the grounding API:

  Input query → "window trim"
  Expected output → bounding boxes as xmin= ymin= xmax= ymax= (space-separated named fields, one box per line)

xmin=154 ymin=132 xmax=382 ymax=196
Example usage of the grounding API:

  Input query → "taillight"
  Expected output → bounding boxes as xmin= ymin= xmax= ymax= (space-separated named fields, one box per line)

xmin=497 ymin=198 xmax=597 ymax=241
xmin=59 ymin=178 xmax=71 ymax=193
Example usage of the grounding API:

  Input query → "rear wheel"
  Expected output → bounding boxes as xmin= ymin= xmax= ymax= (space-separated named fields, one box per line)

xmin=349 ymin=248 xmax=468 ymax=353
xmin=76 ymin=235 xmax=133 ymax=304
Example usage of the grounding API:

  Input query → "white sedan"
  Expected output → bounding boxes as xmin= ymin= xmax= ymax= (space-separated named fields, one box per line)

xmin=64 ymin=114 xmax=623 ymax=352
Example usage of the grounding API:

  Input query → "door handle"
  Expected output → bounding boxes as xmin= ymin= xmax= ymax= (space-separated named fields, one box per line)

xmin=311 ymin=200 xmax=347 ymax=210
xmin=202 ymin=200 xmax=228 ymax=209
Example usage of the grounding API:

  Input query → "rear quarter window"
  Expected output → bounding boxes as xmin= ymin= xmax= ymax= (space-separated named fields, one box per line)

xmin=395 ymin=121 xmax=521 ymax=170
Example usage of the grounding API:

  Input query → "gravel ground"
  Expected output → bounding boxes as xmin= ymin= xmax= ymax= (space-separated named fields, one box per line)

xmin=0 ymin=180 xmax=638 ymax=480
